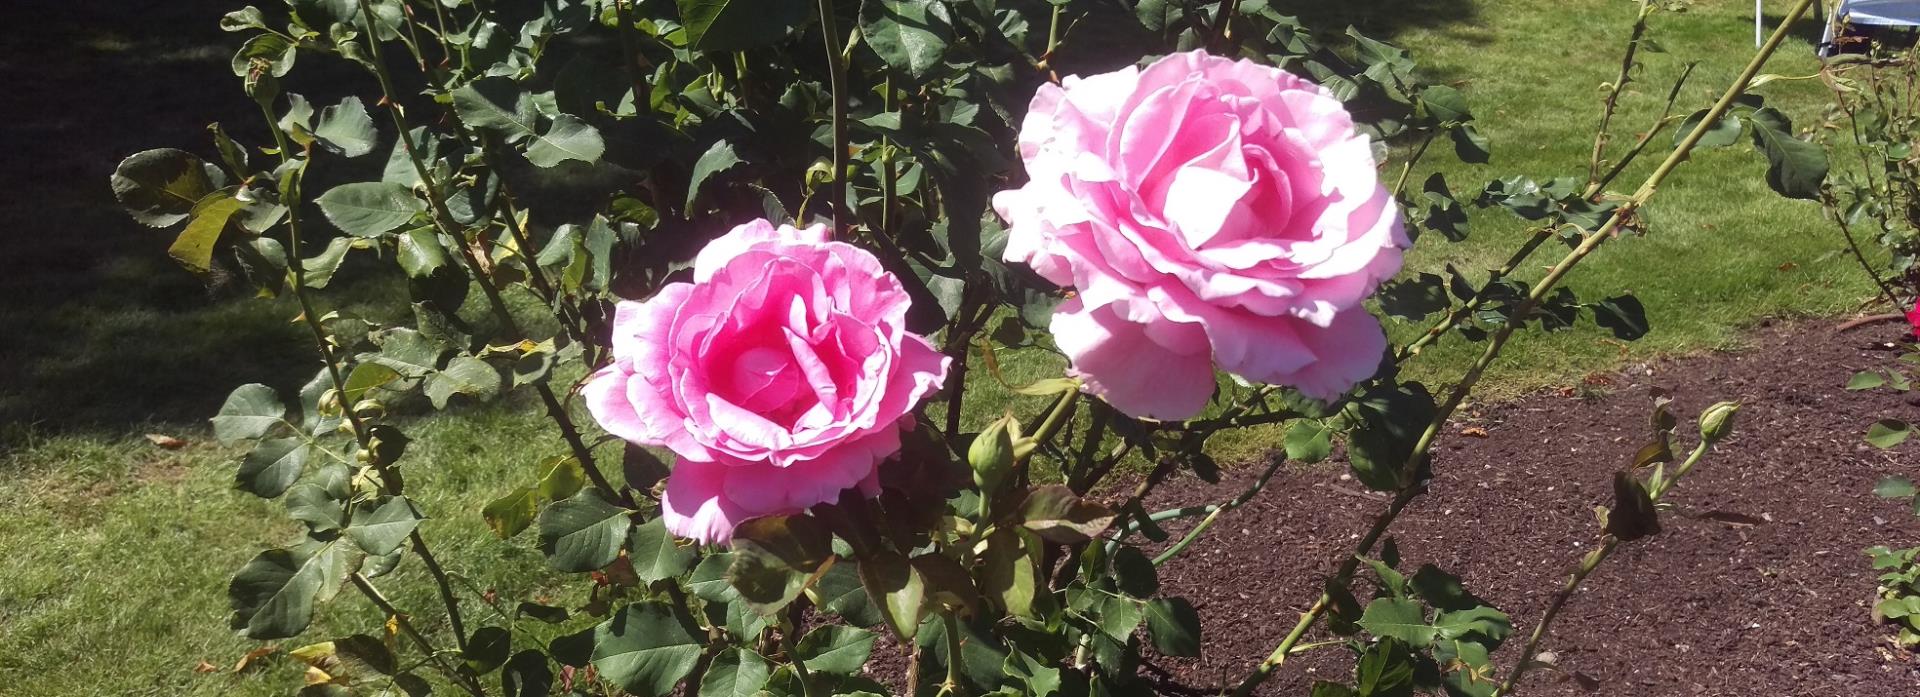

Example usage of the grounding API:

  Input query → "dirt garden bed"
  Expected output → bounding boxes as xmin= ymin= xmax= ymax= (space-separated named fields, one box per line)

xmin=1122 ymin=319 xmax=1920 ymax=695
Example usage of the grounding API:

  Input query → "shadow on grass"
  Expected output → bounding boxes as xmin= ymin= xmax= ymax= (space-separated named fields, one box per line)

xmin=1280 ymin=0 xmax=1482 ymax=38
xmin=0 ymin=1 xmax=329 ymax=437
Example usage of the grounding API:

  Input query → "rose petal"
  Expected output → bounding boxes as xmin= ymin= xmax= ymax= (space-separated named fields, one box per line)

xmin=1053 ymin=299 xmax=1217 ymax=420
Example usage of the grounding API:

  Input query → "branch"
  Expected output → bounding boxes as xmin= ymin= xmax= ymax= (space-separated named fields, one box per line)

xmin=1230 ymin=3 xmax=1816 ymax=692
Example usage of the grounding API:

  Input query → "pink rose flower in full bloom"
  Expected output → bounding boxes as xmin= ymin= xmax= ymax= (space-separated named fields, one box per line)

xmin=993 ymin=49 xmax=1407 ymax=419
xmin=584 ymin=220 xmax=950 ymax=543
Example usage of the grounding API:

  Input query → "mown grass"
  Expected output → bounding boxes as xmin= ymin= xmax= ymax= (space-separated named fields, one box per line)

xmin=0 ymin=1 xmax=1878 ymax=695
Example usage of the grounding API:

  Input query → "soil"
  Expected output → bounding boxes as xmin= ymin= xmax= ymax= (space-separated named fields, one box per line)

xmin=1124 ymin=319 xmax=1920 ymax=696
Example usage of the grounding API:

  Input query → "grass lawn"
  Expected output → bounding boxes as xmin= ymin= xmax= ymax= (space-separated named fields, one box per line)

xmin=0 ymin=1 xmax=1878 ymax=695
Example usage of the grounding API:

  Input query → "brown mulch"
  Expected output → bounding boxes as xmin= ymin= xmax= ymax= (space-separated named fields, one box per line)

xmin=1133 ymin=319 xmax=1920 ymax=696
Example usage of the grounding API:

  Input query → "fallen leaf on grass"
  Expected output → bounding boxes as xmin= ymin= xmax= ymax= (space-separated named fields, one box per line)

xmin=192 ymin=660 xmax=218 ymax=674
xmin=145 ymin=433 xmax=187 ymax=449
xmin=233 ymin=645 xmax=277 ymax=673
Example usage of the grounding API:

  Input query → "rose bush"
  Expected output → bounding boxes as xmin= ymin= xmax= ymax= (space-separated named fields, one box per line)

xmin=110 ymin=1 xmax=1816 ymax=695
xmin=585 ymin=219 xmax=948 ymax=543
xmin=995 ymin=49 xmax=1405 ymax=419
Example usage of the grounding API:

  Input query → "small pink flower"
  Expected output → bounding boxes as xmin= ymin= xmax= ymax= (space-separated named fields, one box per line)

xmin=994 ymin=50 xmax=1407 ymax=419
xmin=584 ymin=220 xmax=950 ymax=543
xmin=1907 ymin=297 xmax=1920 ymax=340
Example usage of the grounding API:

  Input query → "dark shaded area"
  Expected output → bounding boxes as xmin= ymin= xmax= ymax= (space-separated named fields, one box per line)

xmin=1277 ymin=0 xmax=1480 ymax=39
xmin=1132 ymin=320 xmax=1920 ymax=695
xmin=0 ymin=1 xmax=352 ymax=437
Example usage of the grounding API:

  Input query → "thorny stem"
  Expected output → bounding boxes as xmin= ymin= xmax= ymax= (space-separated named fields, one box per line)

xmin=1399 ymin=52 xmax=1697 ymax=363
xmin=1391 ymin=132 xmax=1437 ymax=198
xmin=354 ymin=0 xmax=616 ymax=498
xmin=815 ymin=0 xmax=849 ymax=234
xmin=1148 ymin=454 xmax=1287 ymax=565
xmin=1016 ymin=388 xmax=1080 ymax=467
xmin=1232 ymin=3 xmax=1815 ymax=693
xmin=1823 ymin=194 xmax=1903 ymax=307
xmin=350 ymin=574 xmax=488 ymax=697
xmin=782 ymin=616 xmax=819 ymax=697
xmin=612 ymin=0 xmax=650 ymax=114
xmin=939 ymin=611 xmax=966 ymax=696
xmin=1589 ymin=0 xmax=1655 ymax=185
xmin=1492 ymin=439 xmax=1713 ymax=696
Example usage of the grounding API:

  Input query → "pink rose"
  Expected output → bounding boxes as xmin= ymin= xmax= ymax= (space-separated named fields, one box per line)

xmin=584 ymin=220 xmax=950 ymax=543
xmin=1908 ymin=297 xmax=1920 ymax=341
xmin=993 ymin=50 xmax=1408 ymax=420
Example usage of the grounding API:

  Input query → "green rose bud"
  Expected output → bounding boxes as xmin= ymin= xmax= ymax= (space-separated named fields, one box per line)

xmin=970 ymin=414 xmax=1018 ymax=496
xmin=1699 ymin=401 xmax=1739 ymax=442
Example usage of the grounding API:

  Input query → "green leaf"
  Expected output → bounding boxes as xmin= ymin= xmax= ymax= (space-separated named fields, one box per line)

xmin=286 ymin=481 xmax=348 ymax=532
xmin=397 ymin=227 xmax=449 ymax=278
xmin=698 ymin=648 xmax=771 ymax=697
xmin=301 ymin=236 xmax=355 ymax=289
xmin=729 ymin=515 xmax=835 ymax=616
xmin=1451 ymin=124 xmax=1491 ymax=164
xmin=1590 ymin=294 xmax=1649 ymax=341
xmin=526 ymin=113 xmax=606 ymax=167
xmin=342 ymin=363 xmax=401 ymax=404
xmin=228 ymin=540 xmax=355 ymax=639
xmin=487 ymin=457 xmax=585 ymax=541
xmin=1285 ymin=420 xmax=1334 ymax=463
xmin=1015 ymin=485 xmax=1116 ymax=543
xmin=1869 ymin=419 xmax=1913 ymax=449
xmin=686 ymin=139 xmax=744 ymax=210
xmin=1748 ymin=108 xmax=1827 ymax=200
xmin=314 ymin=96 xmax=378 ymax=158
xmin=213 ymin=383 xmax=286 ymax=442
xmin=111 ymin=148 xmax=217 ymax=227
xmin=805 ymin=562 xmax=886 ymax=627
xmin=1378 ymin=273 xmax=1450 ymax=320
xmin=1345 ymin=383 xmax=1436 ymax=491
xmin=1676 ymin=109 xmax=1743 ymax=149
xmin=1437 ymin=639 xmax=1498 ymax=697
xmin=1432 ymin=605 xmax=1511 ymax=644
xmin=1143 ymin=597 xmax=1201 ymax=657
xmin=502 ymin=649 xmax=554 ymax=697
xmin=1356 ymin=597 xmax=1436 ymax=647
xmin=169 ymin=191 xmax=245 ymax=275
xmin=859 ymin=549 xmax=926 ymax=641
xmin=537 ymin=487 xmax=632 ymax=572
xmin=793 ymin=625 xmax=877 ymax=674
xmin=316 ymin=182 xmax=425 ymax=237
xmin=483 ymin=486 xmax=539 ymax=540
xmin=1408 ymin=564 xmax=1486 ymax=612
xmin=1354 ymin=637 xmax=1416 ymax=697
xmin=231 ymin=33 xmax=296 ymax=78
xmin=1876 ymin=476 xmax=1918 ymax=499
xmin=675 ymin=0 xmax=808 ymax=52
xmin=1605 ymin=471 xmax=1662 ymax=542
xmin=345 ymin=496 xmax=422 ymax=556
xmin=221 ymin=6 xmax=269 ymax=32
xmin=1111 ymin=546 xmax=1158 ymax=598
xmin=860 ymin=0 xmax=954 ymax=81
xmin=238 ymin=437 xmax=309 ymax=498
xmin=1420 ymin=84 xmax=1471 ymax=124
xmin=536 ymin=454 xmax=586 ymax=501
xmin=425 ymin=355 xmax=503 ymax=409
xmin=1092 ymin=591 xmax=1143 ymax=641
xmin=463 ymin=626 xmax=512 ymax=674
xmin=1848 ymin=371 xmax=1888 ymax=391
xmin=452 ymin=76 xmax=539 ymax=142
xmin=628 ymin=516 xmax=695 ymax=584
xmin=980 ymin=528 xmax=1040 ymax=618
xmin=589 ymin=602 xmax=703 ymax=697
